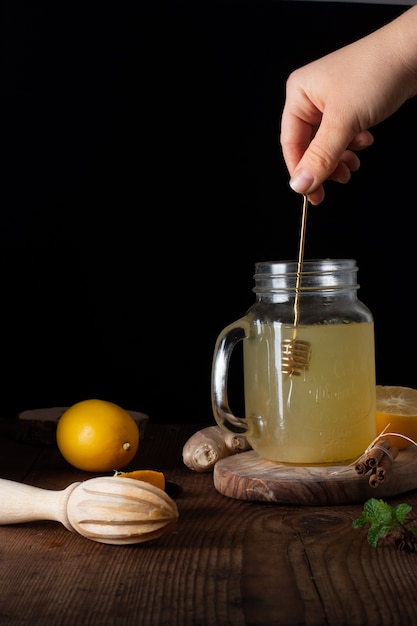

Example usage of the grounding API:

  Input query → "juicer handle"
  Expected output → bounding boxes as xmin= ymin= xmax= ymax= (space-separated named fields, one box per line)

xmin=0 ymin=478 xmax=79 ymax=530
xmin=211 ymin=318 xmax=250 ymax=435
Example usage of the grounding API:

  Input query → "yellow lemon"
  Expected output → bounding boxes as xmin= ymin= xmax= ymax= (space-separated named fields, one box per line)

xmin=376 ymin=385 xmax=417 ymax=449
xmin=56 ymin=399 xmax=139 ymax=471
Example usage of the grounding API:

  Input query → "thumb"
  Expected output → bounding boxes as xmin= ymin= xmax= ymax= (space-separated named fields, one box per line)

xmin=289 ymin=124 xmax=356 ymax=195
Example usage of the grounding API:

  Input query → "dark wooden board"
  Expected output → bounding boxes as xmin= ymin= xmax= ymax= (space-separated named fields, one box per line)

xmin=13 ymin=407 xmax=149 ymax=446
xmin=4 ymin=423 xmax=417 ymax=625
xmin=213 ymin=449 xmax=417 ymax=505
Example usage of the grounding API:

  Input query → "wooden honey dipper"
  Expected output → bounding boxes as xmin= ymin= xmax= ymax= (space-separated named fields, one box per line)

xmin=0 ymin=476 xmax=179 ymax=545
xmin=281 ymin=194 xmax=312 ymax=376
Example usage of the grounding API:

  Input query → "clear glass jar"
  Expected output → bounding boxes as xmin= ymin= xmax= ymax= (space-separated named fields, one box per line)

xmin=211 ymin=259 xmax=377 ymax=464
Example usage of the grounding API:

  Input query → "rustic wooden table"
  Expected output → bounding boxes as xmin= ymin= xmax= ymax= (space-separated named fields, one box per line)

xmin=1 ymin=419 xmax=417 ymax=626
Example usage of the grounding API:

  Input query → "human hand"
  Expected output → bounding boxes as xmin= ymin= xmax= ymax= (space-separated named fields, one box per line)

xmin=280 ymin=5 xmax=417 ymax=205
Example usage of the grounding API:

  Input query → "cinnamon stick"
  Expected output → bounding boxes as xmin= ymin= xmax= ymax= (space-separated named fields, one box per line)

xmin=354 ymin=439 xmax=392 ymax=475
xmin=369 ymin=469 xmax=379 ymax=488
xmin=368 ymin=446 xmax=399 ymax=488
xmin=376 ymin=446 xmax=399 ymax=481
xmin=365 ymin=439 xmax=392 ymax=468
xmin=354 ymin=458 xmax=369 ymax=475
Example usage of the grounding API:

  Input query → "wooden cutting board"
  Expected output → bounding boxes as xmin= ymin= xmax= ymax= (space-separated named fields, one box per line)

xmin=13 ymin=407 xmax=149 ymax=446
xmin=213 ymin=448 xmax=417 ymax=505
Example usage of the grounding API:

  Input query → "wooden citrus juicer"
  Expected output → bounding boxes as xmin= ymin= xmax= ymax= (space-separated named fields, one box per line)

xmin=0 ymin=476 xmax=179 ymax=545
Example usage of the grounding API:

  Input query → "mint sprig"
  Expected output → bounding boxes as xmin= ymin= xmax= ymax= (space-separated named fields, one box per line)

xmin=353 ymin=498 xmax=417 ymax=550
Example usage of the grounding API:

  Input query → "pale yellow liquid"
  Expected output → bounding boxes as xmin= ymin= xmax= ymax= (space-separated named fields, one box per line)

xmin=243 ymin=322 xmax=376 ymax=464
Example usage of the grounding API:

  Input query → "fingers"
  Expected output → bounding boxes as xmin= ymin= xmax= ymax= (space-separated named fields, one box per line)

xmin=288 ymin=132 xmax=374 ymax=205
xmin=348 ymin=130 xmax=374 ymax=151
xmin=305 ymin=185 xmax=325 ymax=206
xmin=329 ymin=151 xmax=360 ymax=183
xmin=290 ymin=148 xmax=366 ymax=205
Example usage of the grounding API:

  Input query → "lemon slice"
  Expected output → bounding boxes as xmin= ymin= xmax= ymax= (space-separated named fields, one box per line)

xmin=376 ymin=385 xmax=417 ymax=449
xmin=114 ymin=469 xmax=165 ymax=491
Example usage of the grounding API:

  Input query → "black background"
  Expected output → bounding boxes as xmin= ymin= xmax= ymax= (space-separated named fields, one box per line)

xmin=2 ymin=1 xmax=415 ymax=423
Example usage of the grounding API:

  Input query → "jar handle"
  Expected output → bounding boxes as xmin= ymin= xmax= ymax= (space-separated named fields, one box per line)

xmin=211 ymin=318 xmax=250 ymax=435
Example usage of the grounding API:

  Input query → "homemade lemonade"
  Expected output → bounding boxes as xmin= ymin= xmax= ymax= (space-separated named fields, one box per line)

xmin=243 ymin=321 xmax=376 ymax=464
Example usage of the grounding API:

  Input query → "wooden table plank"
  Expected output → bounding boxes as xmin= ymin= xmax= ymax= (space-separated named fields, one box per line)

xmin=0 ymin=421 xmax=417 ymax=625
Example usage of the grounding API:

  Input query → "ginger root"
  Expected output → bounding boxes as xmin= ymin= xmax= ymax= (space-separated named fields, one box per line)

xmin=182 ymin=425 xmax=251 ymax=472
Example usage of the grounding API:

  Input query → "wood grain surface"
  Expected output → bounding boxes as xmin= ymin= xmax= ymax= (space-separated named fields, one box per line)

xmin=213 ymin=448 xmax=417 ymax=505
xmin=1 ymin=420 xmax=417 ymax=625
xmin=13 ymin=406 xmax=149 ymax=446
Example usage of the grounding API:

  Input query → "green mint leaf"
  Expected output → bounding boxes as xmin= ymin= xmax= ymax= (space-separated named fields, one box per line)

xmin=353 ymin=498 xmax=415 ymax=549
xmin=352 ymin=517 xmax=366 ymax=529
xmin=367 ymin=523 xmax=391 ymax=548
xmin=364 ymin=498 xmax=393 ymax=525
xmin=393 ymin=503 xmax=412 ymax=524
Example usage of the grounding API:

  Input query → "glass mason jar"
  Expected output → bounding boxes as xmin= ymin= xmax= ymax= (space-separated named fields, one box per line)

xmin=211 ymin=259 xmax=377 ymax=464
